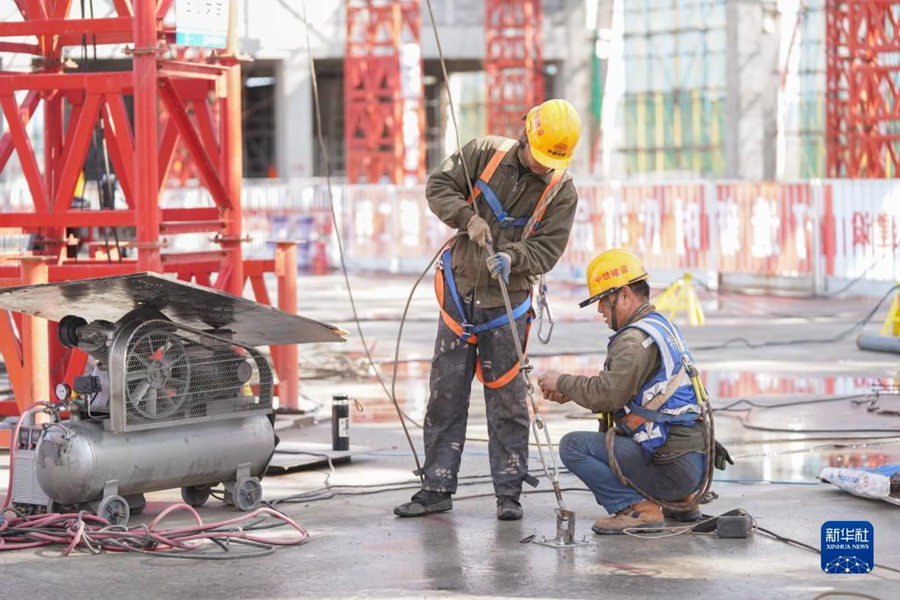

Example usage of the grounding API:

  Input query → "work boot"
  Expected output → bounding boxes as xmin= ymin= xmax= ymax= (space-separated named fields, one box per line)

xmin=663 ymin=495 xmax=702 ymax=522
xmin=591 ymin=499 xmax=665 ymax=535
xmin=496 ymin=495 xmax=523 ymax=521
xmin=393 ymin=489 xmax=452 ymax=517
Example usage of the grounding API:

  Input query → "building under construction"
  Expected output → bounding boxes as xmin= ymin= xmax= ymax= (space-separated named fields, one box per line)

xmin=0 ymin=1 xmax=898 ymax=599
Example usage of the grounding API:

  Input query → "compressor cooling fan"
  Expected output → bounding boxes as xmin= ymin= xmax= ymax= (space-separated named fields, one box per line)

xmin=125 ymin=326 xmax=191 ymax=421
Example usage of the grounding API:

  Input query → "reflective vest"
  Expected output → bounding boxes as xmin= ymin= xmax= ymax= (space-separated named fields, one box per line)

xmin=433 ymin=138 xmax=564 ymax=389
xmin=612 ymin=312 xmax=702 ymax=455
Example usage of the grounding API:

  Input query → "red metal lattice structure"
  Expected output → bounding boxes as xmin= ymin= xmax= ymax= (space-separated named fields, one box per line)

xmin=826 ymin=0 xmax=900 ymax=177
xmin=344 ymin=0 xmax=425 ymax=183
xmin=485 ymin=0 xmax=544 ymax=138
xmin=0 ymin=1 xmax=301 ymax=439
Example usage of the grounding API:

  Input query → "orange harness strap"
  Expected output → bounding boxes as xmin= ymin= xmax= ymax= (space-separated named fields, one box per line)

xmin=465 ymin=138 xmax=517 ymax=205
xmin=528 ymin=170 xmax=565 ymax=233
xmin=475 ymin=319 xmax=532 ymax=389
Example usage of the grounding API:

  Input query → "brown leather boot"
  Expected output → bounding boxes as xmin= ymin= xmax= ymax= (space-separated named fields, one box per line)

xmin=663 ymin=494 xmax=702 ymax=522
xmin=591 ymin=499 xmax=665 ymax=535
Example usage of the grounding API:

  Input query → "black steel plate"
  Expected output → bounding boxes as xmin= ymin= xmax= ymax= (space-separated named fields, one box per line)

xmin=0 ymin=272 xmax=347 ymax=347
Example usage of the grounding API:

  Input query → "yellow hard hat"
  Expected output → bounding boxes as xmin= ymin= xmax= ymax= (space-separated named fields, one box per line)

xmin=578 ymin=248 xmax=649 ymax=307
xmin=524 ymin=99 xmax=581 ymax=170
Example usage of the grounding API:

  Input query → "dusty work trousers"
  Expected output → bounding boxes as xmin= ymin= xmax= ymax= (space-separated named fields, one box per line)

xmin=421 ymin=276 xmax=530 ymax=497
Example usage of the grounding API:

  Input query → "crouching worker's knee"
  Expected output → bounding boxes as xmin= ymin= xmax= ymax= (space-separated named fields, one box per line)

xmin=558 ymin=431 xmax=580 ymax=467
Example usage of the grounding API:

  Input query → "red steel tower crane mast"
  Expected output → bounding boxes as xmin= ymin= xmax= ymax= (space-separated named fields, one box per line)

xmin=0 ymin=1 xmax=302 ymax=438
xmin=485 ymin=0 xmax=544 ymax=138
xmin=345 ymin=0 xmax=425 ymax=183
xmin=826 ymin=0 xmax=900 ymax=177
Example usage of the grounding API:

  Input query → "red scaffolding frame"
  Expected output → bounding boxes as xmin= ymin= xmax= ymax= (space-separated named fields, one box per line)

xmin=485 ymin=0 xmax=544 ymax=138
xmin=344 ymin=0 xmax=425 ymax=183
xmin=826 ymin=0 xmax=900 ymax=177
xmin=0 ymin=1 xmax=301 ymax=438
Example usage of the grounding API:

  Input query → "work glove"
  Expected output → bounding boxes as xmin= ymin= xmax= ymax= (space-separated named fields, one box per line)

xmin=465 ymin=214 xmax=492 ymax=248
xmin=486 ymin=251 xmax=511 ymax=283
xmin=714 ymin=440 xmax=734 ymax=471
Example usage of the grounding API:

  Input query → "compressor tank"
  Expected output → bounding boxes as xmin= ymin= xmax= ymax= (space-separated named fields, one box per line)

xmin=36 ymin=415 xmax=275 ymax=505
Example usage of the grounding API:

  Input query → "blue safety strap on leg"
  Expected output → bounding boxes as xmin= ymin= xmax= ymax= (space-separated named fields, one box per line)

xmin=441 ymin=249 xmax=468 ymax=326
xmin=476 ymin=180 xmax=529 ymax=228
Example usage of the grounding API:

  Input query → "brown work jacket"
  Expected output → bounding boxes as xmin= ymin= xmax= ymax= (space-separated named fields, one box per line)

xmin=425 ymin=135 xmax=578 ymax=308
xmin=557 ymin=302 xmax=705 ymax=455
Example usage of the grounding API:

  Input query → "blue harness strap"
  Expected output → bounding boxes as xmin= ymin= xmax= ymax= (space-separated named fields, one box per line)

xmin=440 ymin=248 xmax=532 ymax=340
xmin=475 ymin=180 xmax=531 ymax=229
xmin=440 ymin=249 xmax=468 ymax=326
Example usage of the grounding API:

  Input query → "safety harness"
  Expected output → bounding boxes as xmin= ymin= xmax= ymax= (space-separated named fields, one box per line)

xmin=434 ymin=137 xmax=564 ymax=389
xmin=435 ymin=249 xmax=532 ymax=389
xmin=609 ymin=312 xmax=703 ymax=453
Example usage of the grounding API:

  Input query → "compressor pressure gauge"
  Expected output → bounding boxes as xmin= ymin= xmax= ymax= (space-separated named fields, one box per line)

xmin=55 ymin=382 xmax=72 ymax=401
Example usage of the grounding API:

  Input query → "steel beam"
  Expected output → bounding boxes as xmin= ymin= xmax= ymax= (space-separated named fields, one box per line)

xmin=344 ymin=0 xmax=424 ymax=183
xmin=0 ymin=0 xmax=283 ymax=429
xmin=485 ymin=0 xmax=544 ymax=138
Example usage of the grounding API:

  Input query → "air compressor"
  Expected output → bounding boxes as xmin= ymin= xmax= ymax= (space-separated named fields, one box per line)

xmin=1 ymin=272 xmax=346 ymax=524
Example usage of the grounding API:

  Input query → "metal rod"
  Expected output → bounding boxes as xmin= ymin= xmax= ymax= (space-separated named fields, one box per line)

xmin=488 ymin=242 xmax=566 ymax=512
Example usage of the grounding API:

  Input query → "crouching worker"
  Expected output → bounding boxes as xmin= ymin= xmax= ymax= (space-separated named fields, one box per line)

xmin=537 ymin=249 xmax=731 ymax=535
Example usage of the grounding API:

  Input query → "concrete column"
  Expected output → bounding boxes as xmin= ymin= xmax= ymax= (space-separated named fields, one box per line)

xmin=551 ymin=0 xmax=592 ymax=175
xmin=277 ymin=50 xmax=315 ymax=178
xmin=725 ymin=1 xmax=781 ymax=179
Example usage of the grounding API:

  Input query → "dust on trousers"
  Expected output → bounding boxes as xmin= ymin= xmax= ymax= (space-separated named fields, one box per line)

xmin=420 ymin=276 xmax=531 ymax=497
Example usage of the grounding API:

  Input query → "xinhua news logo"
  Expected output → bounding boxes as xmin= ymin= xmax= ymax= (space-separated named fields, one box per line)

xmin=821 ymin=521 xmax=874 ymax=574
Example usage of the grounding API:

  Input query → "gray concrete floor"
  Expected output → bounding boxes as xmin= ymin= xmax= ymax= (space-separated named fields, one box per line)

xmin=2 ymin=273 xmax=900 ymax=599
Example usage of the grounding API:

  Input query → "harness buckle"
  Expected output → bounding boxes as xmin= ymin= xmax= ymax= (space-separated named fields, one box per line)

xmin=500 ymin=216 xmax=521 ymax=228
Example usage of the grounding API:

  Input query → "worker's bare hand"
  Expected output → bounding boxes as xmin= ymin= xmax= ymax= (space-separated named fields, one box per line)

xmin=545 ymin=390 xmax=570 ymax=405
xmin=537 ymin=370 xmax=562 ymax=395
xmin=465 ymin=214 xmax=491 ymax=247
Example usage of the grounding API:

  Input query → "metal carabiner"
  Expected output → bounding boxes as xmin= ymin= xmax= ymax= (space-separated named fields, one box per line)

xmin=536 ymin=279 xmax=554 ymax=344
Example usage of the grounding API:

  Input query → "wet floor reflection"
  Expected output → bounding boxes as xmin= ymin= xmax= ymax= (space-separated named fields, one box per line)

xmin=717 ymin=442 xmax=900 ymax=483
xmin=317 ymin=354 xmax=897 ymax=426
xmin=298 ymin=344 xmax=899 ymax=484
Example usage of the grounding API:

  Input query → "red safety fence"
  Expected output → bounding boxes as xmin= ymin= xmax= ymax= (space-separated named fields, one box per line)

xmin=48 ymin=178 xmax=894 ymax=291
xmin=563 ymin=181 xmax=710 ymax=276
xmin=826 ymin=179 xmax=900 ymax=282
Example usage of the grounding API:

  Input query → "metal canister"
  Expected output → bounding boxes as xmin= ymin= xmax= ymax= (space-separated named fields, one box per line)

xmin=332 ymin=394 xmax=350 ymax=451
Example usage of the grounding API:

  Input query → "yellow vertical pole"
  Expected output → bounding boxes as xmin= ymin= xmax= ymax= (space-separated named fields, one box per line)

xmin=692 ymin=89 xmax=701 ymax=172
xmin=882 ymin=283 xmax=900 ymax=337
xmin=673 ymin=94 xmax=683 ymax=170
xmin=655 ymin=91 xmax=664 ymax=171
xmin=711 ymin=98 xmax=721 ymax=173
xmin=637 ymin=92 xmax=647 ymax=173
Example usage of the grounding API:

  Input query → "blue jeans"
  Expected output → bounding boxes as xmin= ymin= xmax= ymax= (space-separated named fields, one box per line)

xmin=559 ymin=430 xmax=705 ymax=515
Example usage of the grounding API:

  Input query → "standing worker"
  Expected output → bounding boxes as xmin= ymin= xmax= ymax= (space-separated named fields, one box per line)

xmin=394 ymin=99 xmax=582 ymax=521
xmin=537 ymin=249 xmax=731 ymax=534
